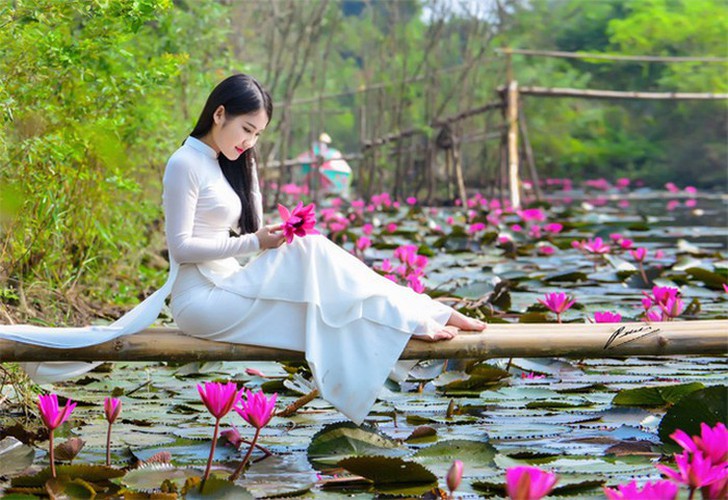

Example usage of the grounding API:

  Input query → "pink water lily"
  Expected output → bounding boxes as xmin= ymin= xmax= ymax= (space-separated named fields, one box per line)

xmin=446 ymin=459 xmax=463 ymax=494
xmin=630 ymin=247 xmax=647 ymax=262
xmin=197 ymin=381 xmax=244 ymax=481
xmin=103 ymin=397 xmax=122 ymax=466
xmin=656 ymin=450 xmax=728 ymax=490
xmin=594 ymin=311 xmax=622 ymax=323
xmin=671 ymin=423 xmax=728 ymax=465
xmin=603 ymin=479 xmax=678 ymax=500
xmin=38 ymin=394 xmax=76 ymax=477
xmin=230 ymin=389 xmax=278 ymax=481
xmin=505 ymin=466 xmax=558 ymax=500
xmin=278 ymin=202 xmax=320 ymax=244
xmin=581 ymin=237 xmax=611 ymax=254
xmin=538 ymin=292 xmax=576 ymax=323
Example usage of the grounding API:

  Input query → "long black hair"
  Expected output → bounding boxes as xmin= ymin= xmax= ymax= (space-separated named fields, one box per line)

xmin=190 ymin=74 xmax=273 ymax=234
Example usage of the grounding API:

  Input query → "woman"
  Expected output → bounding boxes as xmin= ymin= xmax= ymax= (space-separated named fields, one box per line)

xmin=1 ymin=74 xmax=485 ymax=424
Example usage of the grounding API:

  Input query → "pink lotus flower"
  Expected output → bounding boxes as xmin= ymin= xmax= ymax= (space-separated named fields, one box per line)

xmin=104 ymin=397 xmax=122 ymax=424
xmin=538 ymin=292 xmax=575 ymax=323
xmin=665 ymin=182 xmax=680 ymax=193
xmin=603 ymin=479 xmax=678 ymax=500
xmin=594 ymin=311 xmax=622 ymax=323
xmin=38 ymin=394 xmax=76 ymax=477
xmin=723 ymin=283 xmax=728 ymax=295
xmin=447 ymin=459 xmax=463 ymax=494
xmin=518 ymin=208 xmax=546 ymax=223
xmin=39 ymin=394 xmax=76 ymax=430
xmin=278 ymin=202 xmax=320 ymax=244
xmin=538 ymin=245 xmax=555 ymax=256
xmin=582 ymin=237 xmax=611 ymax=254
xmin=245 ymin=367 xmax=266 ymax=377
xmin=656 ymin=450 xmax=728 ymax=490
xmin=521 ymin=372 xmax=546 ymax=379
xmin=616 ymin=177 xmax=631 ymax=189
xmin=103 ymin=397 xmax=122 ymax=466
xmin=356 ymin=236 xmax=372 ymax=252
xmin=198 ymin=382 xmax=243 ymax=420
xmin=505 ymin=466 xmax=558 ymax=500
xmin=198 ymin=382 xmax=244 ymax=481
xmin=234 ymin=389 xmax=277 ymax=430
xmin=230 ymin=389 xmax=278 ymax=481
xmin=630 ymin=247 xmax=647 ymax=262
xmin=220 ymin=425 xmax=244 ymax=449
xmin=362 ymin=223 xmax=373 ymax=235
xmin=385 ymin=222 xmax=398 ymax=233
xmin=406 ymin=196 xmax=417 ymax=206
xmin=671 ymin=423 xmax=728 ymax=465
xmin=543 ymin=223 xmax=563 ymax=234
xmin=511 ymin=224 xmax=523 ymax=232
xmin=468 ymin=222 xmax=486 ymax=234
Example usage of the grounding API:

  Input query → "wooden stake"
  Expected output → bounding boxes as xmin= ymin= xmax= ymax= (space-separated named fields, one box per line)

xmin=507 ymin=81 xmax=521 ymax=209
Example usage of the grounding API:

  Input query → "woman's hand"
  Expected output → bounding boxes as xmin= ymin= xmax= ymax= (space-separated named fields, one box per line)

xmin=255 ymin=224 xmax=286 ymax=249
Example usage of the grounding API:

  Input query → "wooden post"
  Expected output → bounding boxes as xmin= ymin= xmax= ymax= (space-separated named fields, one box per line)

xmin=453 ymin=139 xmax=468 ymax=209
xmin=518 ymin=104 xmax=543 ymax=202
xmin=507 ymin=80 xmax=521 ymax=209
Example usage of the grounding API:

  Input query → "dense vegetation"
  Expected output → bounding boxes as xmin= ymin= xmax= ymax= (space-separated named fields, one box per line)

xmin=0 ymin=0 xmax=726 ymax=322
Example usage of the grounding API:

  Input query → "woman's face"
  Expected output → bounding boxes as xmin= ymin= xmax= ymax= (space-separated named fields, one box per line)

xmin=211 ymin=106 xmax=268 ymax=160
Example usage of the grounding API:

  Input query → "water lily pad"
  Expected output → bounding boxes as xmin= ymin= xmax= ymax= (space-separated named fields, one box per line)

xmin=121 ymin=463 xmax=202 ymax=492
xmin=658 ymin=385 xmax=728 ymax=445
xmin=243 ymin=454 xmax=316 ymax=498
xmin=412 ymin=439 xmax=497 ymax=477
xmin=612 ymin=382 xmax=705 ymax=407
xmin=0 ymin=437 xmax=34 ymax=476
xmin=338 ymin=455 xmax=436 ymax=486
xmin=185 ymin=477 xmax=254 ymax=499
xmin=11 ymin=465 xmax=124 ymax=487
xmin=307 ymin=422 xmax=405 ymax=468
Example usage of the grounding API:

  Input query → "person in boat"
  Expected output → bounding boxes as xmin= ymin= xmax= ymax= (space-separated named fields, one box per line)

xmin=2 ymin=74 xmax=486 ymax=424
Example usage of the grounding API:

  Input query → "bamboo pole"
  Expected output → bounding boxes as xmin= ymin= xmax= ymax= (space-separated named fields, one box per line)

xmin=507 ymin=81 xmax=521 ymax=209
xmin=515 ymin=86 xmax=728 ymax=100
xmin=495 ymin=48 xmax=728 ymax=63
xmin=518 ymin=104 xmax=543 ymax=202
xmin=1 ymin=321 xmax=725 ymax=363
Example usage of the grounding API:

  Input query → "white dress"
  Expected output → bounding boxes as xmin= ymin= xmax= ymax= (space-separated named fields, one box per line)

xmin=0 ymin=137 xmax=452 ymax=424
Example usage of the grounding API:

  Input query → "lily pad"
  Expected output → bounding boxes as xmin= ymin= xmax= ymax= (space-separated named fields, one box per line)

xmin=0 ymin=437 xmax=34 ymax=476
xmin=612 ymin=382 xmax=705 ymax=407
xmin=338 ymin=455 xmax=436 ymax=486
xmin=306 ymin=422 xmax=405 ymax=468
xmin=121 ymin=463 xmax=202 ymax=492
xmin=658 ymin=385 xmax=728 ymax=445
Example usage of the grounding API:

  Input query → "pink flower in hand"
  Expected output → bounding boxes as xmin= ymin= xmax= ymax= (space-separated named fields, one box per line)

xmin=38 ymin=394 xmax=76 ymax=430
xmin=278 ymin=202 xmax=320 ymax=244
xmin=603 ymin=480 xmax=678 ymax=500
xmin=234 ymin=389 xmax=277 ymax=429
xmin=505 ymin=466 xmax=558 ymax=500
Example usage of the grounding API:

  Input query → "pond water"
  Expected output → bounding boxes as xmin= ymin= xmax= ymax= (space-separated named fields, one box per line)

xmin=1 ymin=186 xmax=727 ymax=498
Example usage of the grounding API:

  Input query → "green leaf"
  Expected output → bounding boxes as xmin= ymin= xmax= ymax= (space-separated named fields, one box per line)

xmin=307 ymin=422 xmax=405 ymax=468
xmin=685 ymin=267 xmax=728 ymax=289
xmin=658 ymin=385 xmax=728 ymax=445
xmin=613 ymin=382 xmax=705 ymax=408
xmin=0 ymin=437 xmax=34 ymax=477
xmin=338 ymin=455 xmax=436 ymax=485
xmin=11 ymin=465 xmax=124 ymax=487
xmin=121 ymin=464 xmax=202 ymax=492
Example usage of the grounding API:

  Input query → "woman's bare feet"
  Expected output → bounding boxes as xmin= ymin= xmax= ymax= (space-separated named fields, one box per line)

xmin=412 ymin=325 xmax=459 ymax=342
xmin=446 ymin=310 xmax=487 ymax=331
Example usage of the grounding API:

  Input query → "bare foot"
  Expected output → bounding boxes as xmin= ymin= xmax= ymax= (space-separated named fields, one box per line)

xmin=412 ymin=325 xmax=460 ymax=342
xmin=446 ymin=311 xmax=487 ymax=331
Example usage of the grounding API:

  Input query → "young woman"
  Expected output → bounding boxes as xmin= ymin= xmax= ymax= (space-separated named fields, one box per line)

xmin=1 ymin=74 xmax=485 ymax=424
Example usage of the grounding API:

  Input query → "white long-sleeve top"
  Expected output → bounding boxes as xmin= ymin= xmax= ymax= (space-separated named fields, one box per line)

xmin=164 ymin=136 xmax=263 ymax=263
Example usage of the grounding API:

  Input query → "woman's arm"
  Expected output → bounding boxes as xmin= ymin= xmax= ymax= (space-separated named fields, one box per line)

xmin=163 ymin=156 xmax=260 ymax=264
